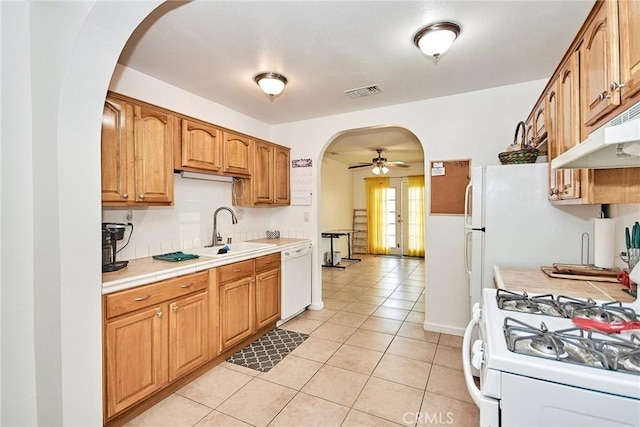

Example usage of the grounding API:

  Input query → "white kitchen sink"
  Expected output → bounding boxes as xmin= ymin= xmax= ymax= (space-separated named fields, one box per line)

xmin=188 ymin=241 xmax=276 ymax=257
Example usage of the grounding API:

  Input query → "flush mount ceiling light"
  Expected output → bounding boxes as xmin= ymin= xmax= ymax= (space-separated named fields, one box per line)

xmin=413 ymin=22 xmax=461 ymax=59
xmin=254 ymin=72 xmax=288 ymax=98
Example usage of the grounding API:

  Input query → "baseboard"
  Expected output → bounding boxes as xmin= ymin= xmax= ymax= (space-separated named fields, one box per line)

xmin=423 ymin=320 xmax=465 ymax=337
xmin=308 ymin=301 xmax=324 ymax=310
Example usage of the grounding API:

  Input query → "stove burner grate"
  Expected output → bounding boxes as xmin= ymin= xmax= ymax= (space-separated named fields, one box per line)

xmin=496 ymin=290 xmax=639 ymax=323
xmin=501 ymin=317 xmax=640 ymax=373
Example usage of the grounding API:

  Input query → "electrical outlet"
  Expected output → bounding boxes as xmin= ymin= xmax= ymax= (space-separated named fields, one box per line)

xmin=126 ymin=210 xmax=133 ymax=222
xmin=304 ymin=211 xmax=310 ymax=222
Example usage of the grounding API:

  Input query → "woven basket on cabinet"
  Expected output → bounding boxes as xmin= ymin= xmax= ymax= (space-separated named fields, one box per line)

xmin=498 ymin=121 xmax=539 ymax=165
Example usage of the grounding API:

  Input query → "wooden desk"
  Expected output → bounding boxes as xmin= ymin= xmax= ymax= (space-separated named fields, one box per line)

xmin=321 ymin=230 xmax=361 ymax=269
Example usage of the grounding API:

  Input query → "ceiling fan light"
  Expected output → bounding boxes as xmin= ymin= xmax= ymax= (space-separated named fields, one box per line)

xmin=372 ymin=166 xmax=381 ymax=175
xmin=413 ymin=22 xmax=460 ymax=58
xmin=381 ymin=166 xmax=389 ymax=174
xmin=254 ymin=72 xmax=288 ymax=96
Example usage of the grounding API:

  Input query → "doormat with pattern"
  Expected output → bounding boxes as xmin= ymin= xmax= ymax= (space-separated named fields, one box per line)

xmin=226 ymin=328 xmax=309 ymax=372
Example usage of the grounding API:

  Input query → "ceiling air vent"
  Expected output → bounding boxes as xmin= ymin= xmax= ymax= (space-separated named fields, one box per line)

xmin=345 ymin=85 xmax=382 ymax=99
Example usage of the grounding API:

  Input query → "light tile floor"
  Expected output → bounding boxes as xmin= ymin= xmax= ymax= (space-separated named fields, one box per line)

xmin=125 ymin=255 xmax=479 ymax=427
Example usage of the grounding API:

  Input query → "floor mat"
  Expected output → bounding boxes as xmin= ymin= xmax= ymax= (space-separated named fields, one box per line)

xmin=226 ymin=328 xmax=309 ymax=372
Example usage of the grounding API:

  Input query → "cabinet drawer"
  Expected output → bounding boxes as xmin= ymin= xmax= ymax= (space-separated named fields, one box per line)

xmin=105 ymin=271 xmax=209 ymax=319
xmin=218 ymin=259 xmax=254 ymax=284
xmin=255 ymin=252 xmax=281 ymax=273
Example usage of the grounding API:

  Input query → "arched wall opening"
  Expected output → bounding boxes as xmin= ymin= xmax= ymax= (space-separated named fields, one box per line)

xmin=47 ymin=2 xmax=163 ymax=425
xmin=315 ymin=125 xmax=426 ymax=307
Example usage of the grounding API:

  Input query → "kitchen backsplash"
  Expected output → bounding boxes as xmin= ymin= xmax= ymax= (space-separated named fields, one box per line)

xmin=102 ymin=174 xmax=309 ymax=262
xmin=610 ymin=203 xmax=640 ymax=269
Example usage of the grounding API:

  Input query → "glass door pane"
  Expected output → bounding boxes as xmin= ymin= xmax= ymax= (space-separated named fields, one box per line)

xmin=386 ymin=184 xmax=403 ymax=255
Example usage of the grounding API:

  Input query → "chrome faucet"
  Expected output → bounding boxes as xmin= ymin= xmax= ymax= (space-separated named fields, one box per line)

xmin=209 ymin=206 xmax=238 ymax=247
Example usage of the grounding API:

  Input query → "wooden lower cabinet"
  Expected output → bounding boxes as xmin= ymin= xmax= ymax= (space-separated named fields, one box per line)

xmin=220 ymin=277 xmax=255 ymax=351
xmin=104 ymin=253 xmax=283 ymax=423
xmin=255 ymin=268 xmax=281 ymax=330
xmin=105 ymin=305 xmax=167 ymax=419
xmin=218 ymin=254 xmax=282 ymax=351
xmin=168 ymin=291 xmax=209 ymax=381
xmin=104 ymin=271 xmax=209 ymax=421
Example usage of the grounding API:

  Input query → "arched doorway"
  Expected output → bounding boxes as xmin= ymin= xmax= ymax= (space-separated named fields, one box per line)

xmin=318 ymin=125 xmax=425 ymax=300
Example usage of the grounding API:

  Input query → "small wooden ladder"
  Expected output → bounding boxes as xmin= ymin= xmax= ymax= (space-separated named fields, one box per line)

xmin=352 ymin=209 xmax=368 ymax=255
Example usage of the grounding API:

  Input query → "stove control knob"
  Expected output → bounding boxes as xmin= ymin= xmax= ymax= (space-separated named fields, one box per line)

xmin=471 ymin=340 xmax=484 ymax=370
xmin=472 ymin=303 xmax=482 ymax=322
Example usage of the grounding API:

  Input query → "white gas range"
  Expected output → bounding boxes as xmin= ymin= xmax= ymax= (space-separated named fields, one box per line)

xmin=463 ymin=288 xmax=640 ymax=427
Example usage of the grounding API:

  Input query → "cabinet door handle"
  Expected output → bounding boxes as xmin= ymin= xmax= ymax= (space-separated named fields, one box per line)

xmin=610 ymin=81 xmax=626 ymax=91
xmin=156 ymin=311 xmax=163 ymax=318
xmin=122 ymin=193 xmax=129 ymax=199
xmin=180 ymin=283 xmax=192 ymax=289
xmin=172 ymin=305 xmax=179 ymax=312
xmin=139 ymin=194 xmax=145 ymax=199
xmin=134 ymin=295 xmax=151 ymax=301
xmin=233 ymin=268 xmax=241 ymax=272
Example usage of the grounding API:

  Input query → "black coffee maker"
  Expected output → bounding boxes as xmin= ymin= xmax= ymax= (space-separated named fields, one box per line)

xmin=102 ymin=223 xmax=129 ymax=272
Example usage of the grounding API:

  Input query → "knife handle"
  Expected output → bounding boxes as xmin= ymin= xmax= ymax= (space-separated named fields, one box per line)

xmin=626 ymin=227 xmax=631 ymax=250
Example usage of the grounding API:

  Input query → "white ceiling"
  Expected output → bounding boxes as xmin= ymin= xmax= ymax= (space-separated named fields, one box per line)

xmin=118 ymin=0 xmax=595 ymax=166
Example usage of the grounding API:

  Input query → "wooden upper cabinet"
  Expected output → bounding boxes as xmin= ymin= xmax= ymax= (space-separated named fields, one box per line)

xmin=534 ymin=98 xmax=547 ymax=145
xmin=524 ymin=115 xmax=535 ymax=147
xmin=558 ymin=52 xmax=582 ymax=200
xmin=273 ymin=146 xmax=291 ymax=205
xmin=102 ymin=95 xmax=175 ymax=206
xmin=232 ymin=141 xmax=290 ymax=207
xmin=618 ymin=0 xmax=640 ymax=100
xmin=545 ymin=78 xmax=562 ymax=201
xmin=581 ymin=1 xmax=621 ymax=126
xmin=253 ymin=140 xmax=275 ymax=204
xmin=179 ymin=119 xmax=222 ymax=172
xmin=101 ymin=97 xmax=133 ymax=203
xmin=222 ymin=132 xmax=252 ymax=176
xmin=133 ymin=105 xmax=175 ymax=204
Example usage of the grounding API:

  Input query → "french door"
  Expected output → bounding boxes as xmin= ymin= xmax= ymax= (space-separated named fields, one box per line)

xmin=384 ymin=182 xmax=405 ymax=256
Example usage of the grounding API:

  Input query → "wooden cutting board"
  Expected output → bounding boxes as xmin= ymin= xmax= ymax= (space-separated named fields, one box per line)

xmin=552 ymin=263 xmax=620 ymax=277
xmin=541 ymin=266 xmax=620 ymax=283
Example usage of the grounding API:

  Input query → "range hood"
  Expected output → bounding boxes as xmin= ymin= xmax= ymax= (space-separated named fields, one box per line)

xmin=551 ymin=101 xmax=640 ymax=169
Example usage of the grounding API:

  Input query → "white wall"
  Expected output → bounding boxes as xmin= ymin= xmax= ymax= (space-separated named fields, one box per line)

xmin=272 ymin=79 xmax=549 ymax=335
xmin=1 ymin=3 xmax=38 ymax=425
xmin=320 ymin=157 xmax=354 ymax=257
xmin=2 ymin=1 xmax=162 ymax=425
xmin=110 ymin=65 xmax=271 ymax=141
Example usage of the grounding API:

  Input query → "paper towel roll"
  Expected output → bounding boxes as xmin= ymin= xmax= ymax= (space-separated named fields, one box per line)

xmin=593 ymin=218 xmax=615 ymax=268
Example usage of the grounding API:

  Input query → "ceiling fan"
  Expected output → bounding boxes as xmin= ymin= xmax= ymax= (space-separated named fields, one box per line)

xmin=348 ymin=148 xmax=410 ymax=174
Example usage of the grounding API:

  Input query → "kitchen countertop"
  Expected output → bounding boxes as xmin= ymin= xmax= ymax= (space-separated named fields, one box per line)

xmin=494 ymin=266 xmax=635 ymax=303
xmin=102 ymin=238 xmax=311 ymax=294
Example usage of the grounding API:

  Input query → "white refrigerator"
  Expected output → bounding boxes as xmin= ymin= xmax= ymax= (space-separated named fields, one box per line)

xmin=464 ymin=163 xmax=601 ymax=308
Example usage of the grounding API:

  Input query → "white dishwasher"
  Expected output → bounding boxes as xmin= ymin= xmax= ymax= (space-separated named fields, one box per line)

xmin=277 ymin=243 xmax=312 ymax=325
